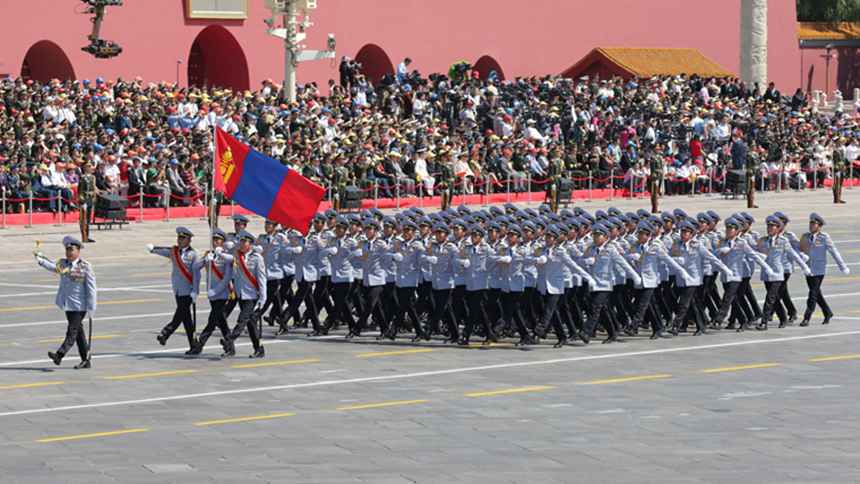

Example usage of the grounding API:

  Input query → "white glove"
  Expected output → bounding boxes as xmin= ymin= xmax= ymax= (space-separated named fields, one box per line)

xmin=460 ymin=259 xmax=471 ymax=268
xmin=499 ymin=256 xmax=512 ymax=264
xmin=673 ymin=257 xmax=685 ymax=265
xmin=586 ymin=276 xmax=596 ymax=286
xmin=426 ymin=256 xmax=438 ymax=265
xmin=34 ymin=252 xmax=42 ymax=261
xmin=765 ymin=268 xmax=775 ymax=278
xmin=536 ymin=256 xmax=548 ymax=265
xmin=292 ymin=246 xmax=303 ymax=254
xmin=325 ymin=247 xmax=338 ymax=255
xmin=800 ymin=253 xmax=809 ymax=262
xmin=81 ymin=203 xmax=87 ymax=212
xmin=842 ymin=267 xmax=851 ymax=275
xmin=146 ymin=243 xmax=155 ymax=252
xmin=445 ymin=189 xmax=450 ymax=196
xmin=225 ymin=241 xmax=235 ymax=251
xmin=623 ymin=253 xmax=638 ymax=261
xmin=583 ymin=257 xmax=596 ymax=266
xmin=633 ymin=275 xmax=642 ymax=286
xmin=392 ymin=253 xmax=403 ymax=262
xmin=255 ymin=300 xmax=264 ymax=311
xmin=350 ymin=249 xmax=363 ymax=258
xmin=718 ymin=247 xmax=731 ymax=255
xmin=804 ymin=268 xmax=813 ymax=277
xmin=205 ymin=252 xmax=215 ymax=262
xmin=253 ymin=246 xmax=263 ymax=254
xmin=87 ymin=311 xmax=93 ymax=320
xmin=335 ymin=193 xmax=340 ymax=200
xmin=551 ymin=184 xmax=556 ymax=191
xmin=207 ymin=288 xmax=216 ymax=298
xmin=190 ymin=291 xmax=198 ymax=302
xmin=680 ymin=270 xmax=691 ymax=280
xmin=215 ymin=246 xmax=223 ymax=254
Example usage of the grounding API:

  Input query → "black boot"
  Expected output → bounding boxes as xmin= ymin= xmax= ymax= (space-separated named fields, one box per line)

xmin=249 ymin=346 xmax=265 ymax=358
xmin=48 ymin=351 xmax=62 ymax=366
xmin=74 ymin=359 xmax=91 ymax=369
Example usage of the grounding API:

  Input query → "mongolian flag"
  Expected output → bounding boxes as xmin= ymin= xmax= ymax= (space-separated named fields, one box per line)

xmin=214 ymin=126 xmax=325 ymax=234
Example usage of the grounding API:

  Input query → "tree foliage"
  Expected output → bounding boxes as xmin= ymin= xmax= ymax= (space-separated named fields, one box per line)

xmin=797 ymin=0 xmax=860 ymax=23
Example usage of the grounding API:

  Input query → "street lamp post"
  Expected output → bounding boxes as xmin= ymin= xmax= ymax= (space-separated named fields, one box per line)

xmin=821 ymin=43 xmax=836 ymax=99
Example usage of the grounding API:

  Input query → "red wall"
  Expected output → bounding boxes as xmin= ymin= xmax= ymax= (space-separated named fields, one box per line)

xmin=800 ymin=46 xmax=860 ymax=99
xmin=0 ymin=0 xmax=801 ymax=95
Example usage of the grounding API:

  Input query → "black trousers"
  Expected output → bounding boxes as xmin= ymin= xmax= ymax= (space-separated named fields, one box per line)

xmin=484 ymin=288 xmax=502 ymax=327
xmin=493 ymin=290 xmax=529 ymax=338
xmin=323 ymin=281 xmax=354 ymax=330
xmin=262 ymin=279 xmax=284 ymax=320
xmin=391 ymin=285 xmax=420 ymax=334
xmin=586 ymin=291 xmax=615 ymax=338
xmin=534 ymin=293 xmax=565 ymax=341
xmin=356 ymin=284 xmax=388 ymax=334
xmin=762 ymin=281 xmax=786 ymax=323
xmin=58 ymin=311 xmax=88 ymax=360
xmin=376 ymin=282 xmax=397 ymax=328
xmin=199 ymin=298 xmax=231 ymax=346
xmin=162 ymin=295 xmax=196 ymax=349
xmin=804 ymin=275 xmax=833 ymax=320
xmin=521 ymin=286 xmax=539 ymax=329
xmin=702 ymin=274 xmax=720 ymax=319
xmin=277 ymin=274 xmax=295 ymax=315
xmin=462 ymin=289 xmax=489 ymax=338
xmin=308 ymin=275 xmax=332 ymax=320
xmin=714 ymin=281 xmax=747 ymax=326
xmin=778 ymin=272 xmax=797 ymax=318
xmin=416 ymin=280 xmax=434 ymax=320
xmin=672 ymin=286 xmax=703 ymax=330
xmin=631 ymin=287 xmax=661 ymax=333
xmin=225 ymin=299 xmax=262 ymax=351
xmin=285 ymin=280 xmax=320 ymax=331
xmin=451 ymin=285 xmax=468 ymax=329
xmin=427 ymin=288 xmax=456 ymax=339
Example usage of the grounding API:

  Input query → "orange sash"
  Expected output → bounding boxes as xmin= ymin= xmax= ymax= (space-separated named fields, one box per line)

xmin=237 ymin=252 xmax=260 ymax=292
xmin=171 ymin=246 xmax=194 ymax=284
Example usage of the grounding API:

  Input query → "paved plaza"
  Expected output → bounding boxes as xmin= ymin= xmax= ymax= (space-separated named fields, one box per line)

xmin=1 ymin=189 xmax=860 ymax=483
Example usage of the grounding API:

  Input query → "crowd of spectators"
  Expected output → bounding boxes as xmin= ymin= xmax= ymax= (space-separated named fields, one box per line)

xmin=1 ymin=66 xmax=859 ymax=214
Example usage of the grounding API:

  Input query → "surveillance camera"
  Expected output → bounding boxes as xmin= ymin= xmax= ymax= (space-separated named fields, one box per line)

xmin=177 ymin=59 xmax=183 ymax=64
xmin=264 ymin=18 xmax=274 ymax=27
xmin=327 ymin=34 xmax=336 ymax=52
xmin=826 ymin=43 xmax=835 ymax=51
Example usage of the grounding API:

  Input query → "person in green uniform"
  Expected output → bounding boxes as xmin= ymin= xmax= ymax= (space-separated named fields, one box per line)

xmin=332 ymin=153 xmax=349 ymax=211
xmin=650 ymin=153 xmax=663 ymax=213
xmin=78 ymin=161 xmax=98 ymax=243
xmin=832 ymin=137 xmax=846 ymax=204
xmin=440 ymin=151 xmax=456 ymax=211
xmin=746 ymin=139 xmax=759 ymax=209
xmin=547 ymin=147 xmax=564 ymax=213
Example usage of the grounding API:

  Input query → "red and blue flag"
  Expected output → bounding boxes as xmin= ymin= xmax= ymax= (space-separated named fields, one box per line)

xmin=214 ymin=126 xmax=325 ymax=234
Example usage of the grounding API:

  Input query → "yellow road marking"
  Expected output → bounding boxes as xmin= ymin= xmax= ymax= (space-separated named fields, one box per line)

xmin=103 ymin=370 xmax=197 ymax=380
xmin=37 ymin=428 xmax=148 ymax=442
xmin=353 ymin=349 xmax=437 ymax=357
xmin=845 ymin=250 xmax=860 ymax=253
xmin=38 ymin=334 xmax=120 ymax=343
xmin=0 ymin=381 xmax=64 ymax=390
xmin=337 ymin=399 xmax=428 ymax=410
xmin=588 ymin=374 xmax=673 ymax=384
xmin=194 ymin=413 xmax=295 ymax=426
xmin=233 ymin=359 xmax=320 ymax=368
xmin=810 ymin=354 xmax=860 ymax=362
xmin=466 ymin=386 xmax=555 ymax=397
xmin=701 ymin=363 xmax=781 ymax=373
xmin=0 ymin=298 xmax=161 ymax=312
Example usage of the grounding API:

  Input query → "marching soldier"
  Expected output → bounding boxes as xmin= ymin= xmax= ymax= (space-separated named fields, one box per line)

xmin=773 ymin=212 xmax=800 ymax=323
xmin=321 ymin=216 xmax=358 ymax=332
xmin=78 ymin=161 xmax=98 ymax=243
xmin=147 ymin=227 xmax=202 ymax=355
xmin=753 ymin=216 xmax=811 ymax=330
xmin=36 ymin=236 xmax=97 ymax=369
xmin=349 ymin=219 xmax=391 ymax=338
xmin=388 ymin=220 xmax=427 ymax=340
xmin=797 ymin=213 xmax=850 ymax=326
xmin=194 ymin=228 xmax=234 ymax=351
xmin=832 ymin=137 xmax=846 ymax=204
xmin=258 ymin=220 xmax=289 ymax=328
xmin=650 ymin=154 xmax=662 ymax=213
xmin=220 ymin=230 xmax=267 ymax=358
xmin=421 ymin=222 xmax=459 ymax=343
xmin=457 ymin=224 xmax=493 ymax=345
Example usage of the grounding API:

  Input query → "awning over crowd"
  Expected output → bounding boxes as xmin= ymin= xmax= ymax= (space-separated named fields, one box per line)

xmin=559 ymin=47 xmax=734 ymax=80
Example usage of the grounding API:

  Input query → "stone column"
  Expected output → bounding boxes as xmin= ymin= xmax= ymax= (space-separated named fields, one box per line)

xmin=740 ymin=0 xmax=767 ymax=95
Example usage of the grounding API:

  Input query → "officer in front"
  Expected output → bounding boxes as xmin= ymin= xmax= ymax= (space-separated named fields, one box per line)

xmin=797 ymin=213 xmax=850 ymax=326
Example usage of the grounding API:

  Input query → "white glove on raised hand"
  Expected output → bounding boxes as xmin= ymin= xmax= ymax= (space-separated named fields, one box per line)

xmin=499 ymin=256 xmax=512 ymax=264
xmin=205 ymin=252 xmax=215 ymax=262
xmin=583 ymin=257 xmax=596 ymax=266
xmin=392 ymin=253 xmax=403 ymax=262
xmin=34 ymin=252 xmax=42 ymax=261
xmin=292 ymin=246 xmax=303 ymax=254
xmin=253 ymin=246 xmax=263 ymax=254
xmin=536 ymin=256 xmax=547 ymax=265
xmin=207 ymin=289 xmax=216 ymax=298
xmin=225 ymin=241 xmax=235 ymax=251
xmin=146 ymin=244 xmax=155 ymax=252
xmin=842 ymin=267 xmax=851 ymax=275
xmin=350 ymin=249 xmax=363 ymax=258
xmin=190 ymin=291 xmax=198 ymax=303
xmin=680 ymin=270 xmax=691 ymax=281
xmin=215 ymin=246 xmax=223 ymax=254
xmin=325 ymin=247 xmax=338 ymax=255
xmin=460 ymin=259 xmax=471 ymax=268
xmin=425 ymin=256 xmax=438 ymax=265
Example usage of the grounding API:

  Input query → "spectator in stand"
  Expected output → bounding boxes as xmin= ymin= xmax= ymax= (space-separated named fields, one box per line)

xmin=730 ymin=132 xmax=746 ymax=170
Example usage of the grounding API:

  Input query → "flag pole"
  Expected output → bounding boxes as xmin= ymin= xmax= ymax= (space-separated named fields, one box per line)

xmin=208 ymin=125 xmax=216 ymax=293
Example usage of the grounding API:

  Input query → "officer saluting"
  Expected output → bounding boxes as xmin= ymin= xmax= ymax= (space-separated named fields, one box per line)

xmin=37 ymin=236 xmax=97 ymax=369
xmin=220 ymin=230 xmax=268 ymax=358
xmin=147 ymin=227 xmax=202 ymax=355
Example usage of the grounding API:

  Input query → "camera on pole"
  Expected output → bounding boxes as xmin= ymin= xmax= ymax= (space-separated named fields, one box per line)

xmin=81 ymin=0 xmax=123 ymax=59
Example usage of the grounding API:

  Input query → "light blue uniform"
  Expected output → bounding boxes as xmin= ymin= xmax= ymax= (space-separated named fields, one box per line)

xmin=422 ymin=240 xmax=457 ymax=290
xmin=670 ymin=239 xmax=730 ymax=287
xmin=531 ymin=245 xmax=591 ymax=295
xmin=37 ymin=257 xmax=98 ymax=314
xmin=231 ymin=250 xmax=267 ymax=303
xmin=151 ymin=246 xmax=201 ymax=297
xmin=577 ymin=243 xmax=640 ymax=292
xmin=797 ymin=231 xmax=849 ymax=276
xmin=391 ymin=237 xmax=425 ymax=288
xmin=353 ymin=236 xmax=390 ymax=287
xmin=459 ymin=240 xmax=492 ymax=291
xmin=325 ymin=235 xmax=357 ymax=283
xmin=624 ymin=240 xmax=687 ymax=289
xmin=192 ymin=251 xmax=233 ymax=301
xmin=258 ymin=232 xmax=288 ymax=280
xmin=712 ymin=236 xmax=770 ymax=283
xmin=755 ymin=235 xmax=810 ymax=282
